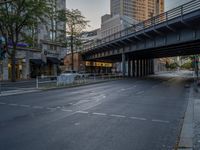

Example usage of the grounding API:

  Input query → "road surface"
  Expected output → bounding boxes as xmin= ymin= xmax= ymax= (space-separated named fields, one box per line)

xmin=0 ymin=75 xmax=192 ymax=150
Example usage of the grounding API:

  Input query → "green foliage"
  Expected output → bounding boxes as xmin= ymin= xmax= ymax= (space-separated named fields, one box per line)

xmin=58 ymin=9 xmax=89 ymax=70
xmin=170 ymin=62 xmax=179 ymax=69
xmin=0 ymin=0 xmax=51 ymax=51
xmin=0 ymin=0 xmax=52 ymax=81
xmin=181 ymin=62 xmax=192 ymax=69
xmin=166 ymin=62 xmax=179 ymax=69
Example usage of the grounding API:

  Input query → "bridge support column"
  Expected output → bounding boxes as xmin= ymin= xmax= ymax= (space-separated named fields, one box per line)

xmin=136 ymin=59 xmax=139 ymax=77
xmin=150 ymin=59 xmax=154 ymax=74
xmin=128 ymin=58 xmax=131 ymax=77
xmin=144 ymin=59 xmax=148 ymax=76
xmin=122 ymin=53 xmax=126 ymax=77
xmin=143 ymin=59 xmax=146 ymax=77
xmin=140 ymin=59 xmax=143 ymax=77
xmin=146 ymin=59 xmax=150 ymax=75
xmin=132 ymin=59 xmax=135 ymax=77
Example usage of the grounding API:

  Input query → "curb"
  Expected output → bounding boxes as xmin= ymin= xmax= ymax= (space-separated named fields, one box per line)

xmin=177 ymin=86 xmax=194 ymax=150
xmin=0 ymin=89 xmax=40 ymax=97
xmin=0 ymin=79 xmax=123 ymax=96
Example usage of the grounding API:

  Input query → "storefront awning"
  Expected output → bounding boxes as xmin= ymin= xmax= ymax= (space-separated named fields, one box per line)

xmin=30 ymin=59 xmax=45 ymax=65
xmin=47 ymin=57 xmax=60 ymax=64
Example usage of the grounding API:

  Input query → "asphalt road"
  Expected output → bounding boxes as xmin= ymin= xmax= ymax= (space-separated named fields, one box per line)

xmin=0 ymin=75 xmax=192 ymax=150
xmin=0 ymin=80 xmax=37 ymax=92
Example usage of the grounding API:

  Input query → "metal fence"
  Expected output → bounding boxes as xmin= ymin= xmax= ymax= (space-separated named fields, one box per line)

xmin=36 ymin=74 xmax=123 ymax=89
xmin=83 ymin=0 xmax=200 ymax=51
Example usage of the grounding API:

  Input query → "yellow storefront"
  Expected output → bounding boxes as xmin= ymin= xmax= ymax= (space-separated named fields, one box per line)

xmin=85 ymin=61 xmax=113 ymax=74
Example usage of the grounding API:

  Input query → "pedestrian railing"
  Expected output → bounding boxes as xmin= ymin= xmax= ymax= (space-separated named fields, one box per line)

xmin=83 ymin=0 xmax=200 ymax=52
xmin=36 ymin=73 xmax=123 ymax=89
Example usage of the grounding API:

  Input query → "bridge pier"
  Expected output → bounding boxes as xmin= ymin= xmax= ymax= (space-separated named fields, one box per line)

xmin=128 ymin=58 xmax=131 ymax=77
xmin=122 ymin=53 xmax=126 ymax=77
xmin=136 ymin=59 xmax=139 ymax=77
xmin=140 ymin=59 xmax=143 ymax=77
xmin=132 ymin=59 xmax=135 ymax=77
xmin=144 ymin=59 xmax=148 ymax=76
xmin=146 ymin=59 xmax=150 ymax=75
xmin=150 ymin=59 xmax=154 ymax=74
xmin=142 ymin=59 xmax=146 ymax=77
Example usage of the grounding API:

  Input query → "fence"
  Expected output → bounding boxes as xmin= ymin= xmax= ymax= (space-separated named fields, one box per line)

xmin=83 ymin=0 xmax=200 ymax=51
xmin=36 ymin=73 xmax=123 ymax=89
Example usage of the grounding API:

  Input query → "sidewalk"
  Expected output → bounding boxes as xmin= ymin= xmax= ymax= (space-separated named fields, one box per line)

xmin=178 ymin=85 xmax=200 ymax=150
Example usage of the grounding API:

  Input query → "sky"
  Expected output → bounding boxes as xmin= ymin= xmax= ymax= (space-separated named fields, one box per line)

xmin=66 ymin=0 xmax=110 ymax=31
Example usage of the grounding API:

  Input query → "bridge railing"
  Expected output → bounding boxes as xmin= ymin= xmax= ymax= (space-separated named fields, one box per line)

xmin=83 ymin=0 xmax=200 ymax=52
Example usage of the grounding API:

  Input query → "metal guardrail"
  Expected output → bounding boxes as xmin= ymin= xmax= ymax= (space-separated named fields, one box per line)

xmin=36 ymin=74 xmax=123 ymax=89
xmin=83 ymin=0 xmax=200 ymax=52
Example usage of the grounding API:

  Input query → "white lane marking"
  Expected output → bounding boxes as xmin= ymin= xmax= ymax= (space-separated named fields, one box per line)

xmin=94 ymin=94 xmax=106 ymax=101
xmin=61 ymin=109 xmax=72 ymax=112
xmin=32 ymin=106 xmax=43 ymax=109
xmin=76 ymin=111 xmax=89 ymax=114
xmin=0 ymin=102 xmax=6 ymax=105
xmin=56 ymin=106 xmax=61 ymax=109
xmin=73 ymin=100 xmax=91 ymax=106
xmin=130 ymin=117 xmax=147 ymax=121
xmin=46 ymin=107 xmax=57 ymax=111
xmin=119 ymin=86 xmax=137 ymax=92
xmin=8 ymin=103 xmax=18 ymax=106
xmin=92 ymin=112 xmax=107 ymax=116
xmin=136 ymin=91 xmax=144 ymax=95
xmin=110 ymin=114 xmax=126 ymax=118
xmin=152 ymin=119 xmax=170 ymax=123
xmin=75 ymin=123 xmax=80 ymax=126
xmin=19 ymin=104 xmax=30 ymax=108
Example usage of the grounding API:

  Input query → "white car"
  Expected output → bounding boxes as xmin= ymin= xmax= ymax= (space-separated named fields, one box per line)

xmin=61 ymin=70 xmax=82 ymax=79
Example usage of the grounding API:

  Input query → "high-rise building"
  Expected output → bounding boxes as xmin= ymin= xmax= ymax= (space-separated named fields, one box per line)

xmin=110 ymin=0 xmax=164 ymax=22
xmin=111 ymin=0 xmax=135 ymax=19
xmin=165 ymin=0 xmax=192 ymax=11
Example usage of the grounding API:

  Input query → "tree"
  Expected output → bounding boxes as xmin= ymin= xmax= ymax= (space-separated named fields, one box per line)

xmin=0 ymin=0 xmax=51 ymax=81
xmin=64 ymin=9 xmax=89 ymax=70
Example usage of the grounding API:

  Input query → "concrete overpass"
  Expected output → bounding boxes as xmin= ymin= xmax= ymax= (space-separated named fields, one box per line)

xmin=82 ymin=0 xmax=200 ymax=77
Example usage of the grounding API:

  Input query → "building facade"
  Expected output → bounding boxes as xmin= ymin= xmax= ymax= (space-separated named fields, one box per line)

xmin=0 ymin=0 xmax=67 ymax=80
xmin=110 ymin=0 xmax=164 ymax=22
xmin=101 ymin=14 xmax=137 ymax=38
xmin=165 ymin=0 xmax=192 ymax=11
